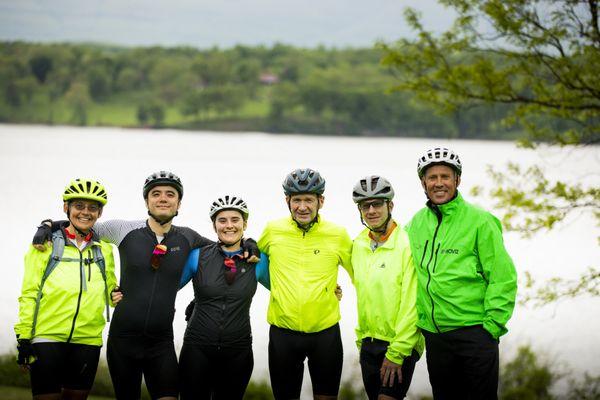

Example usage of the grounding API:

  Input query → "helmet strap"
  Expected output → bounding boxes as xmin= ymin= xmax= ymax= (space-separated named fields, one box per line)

xmin=359 ymin=203 xmax=392 ymax=234
xmin=287 ymin=197 xmax=320 ymax=233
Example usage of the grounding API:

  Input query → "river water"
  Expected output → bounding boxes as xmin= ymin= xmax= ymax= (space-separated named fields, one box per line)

xmin=1 ymin=124 xmax=598 ymax=397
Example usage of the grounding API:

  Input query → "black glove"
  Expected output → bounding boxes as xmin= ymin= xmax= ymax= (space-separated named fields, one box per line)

xmin=241 ymin=238 xmax=260 ymax=261
xmin=17 ymin=338 xmax=36 ymax=367
xmin=32 ymin=219 xmax=53 ymax=246
xmin=184 ymin=300 xmax=195 ymax=322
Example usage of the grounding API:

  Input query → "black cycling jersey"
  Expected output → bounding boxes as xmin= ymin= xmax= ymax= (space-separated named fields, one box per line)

xmin=184 ymin=243 xmax=257 ymax=348
xmin=90 ymin=219 xmax=212 ymax=339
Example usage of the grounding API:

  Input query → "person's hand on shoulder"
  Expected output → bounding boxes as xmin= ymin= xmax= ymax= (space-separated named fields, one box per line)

xmin=242 ymin=238 xmax=261 ymax=263
xmin=32 ymin=219 xmax=53 ymax=251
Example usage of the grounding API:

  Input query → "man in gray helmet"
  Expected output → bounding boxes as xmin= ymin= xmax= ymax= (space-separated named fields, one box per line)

xmin=258 ymin=168 xmax=353 ymax=400
xmin=351 ymin=175 xmax=424 ymax=400
xmin=406 ymin=147 xmax=517 ymax=400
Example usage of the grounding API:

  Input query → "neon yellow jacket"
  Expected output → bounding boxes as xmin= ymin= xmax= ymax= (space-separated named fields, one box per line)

xmin=258 ymin=216 xmax=353 ymax=333
xmin=15 ymin=238 xmax=117 ymax=345
xmin=352 ymin=222 xmax=424 ymax=364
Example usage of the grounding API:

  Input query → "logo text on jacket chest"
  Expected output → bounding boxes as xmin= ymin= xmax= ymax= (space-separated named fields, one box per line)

xmin=440 ymin=248 xmax=459 ymax=255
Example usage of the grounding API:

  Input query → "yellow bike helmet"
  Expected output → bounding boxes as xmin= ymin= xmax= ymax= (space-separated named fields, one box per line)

xmin=63 ymin=178 xmax=108 ymax=205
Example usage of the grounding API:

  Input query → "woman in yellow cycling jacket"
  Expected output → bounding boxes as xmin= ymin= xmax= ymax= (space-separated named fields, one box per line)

xmin=15 ymin=178 xmax=117 ymax=400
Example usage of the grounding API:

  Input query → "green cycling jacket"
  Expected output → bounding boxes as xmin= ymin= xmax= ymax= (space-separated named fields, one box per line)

xmin=15 ymin=237 xmax=117 ymax=345
xmin=258 ymin=216 xmax=353 ymax=333
xmin=406 ymin=193 xmax=517 ymax=339
xmin=352 ymin=222 xmax=424 ymax=365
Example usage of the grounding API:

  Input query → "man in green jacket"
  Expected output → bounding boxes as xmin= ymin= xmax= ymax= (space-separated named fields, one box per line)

xmin=258 ymin=168 xmax=353 ymax=400
xmin=406 ymin=147 xmax=517 ymax=400
xmin=351 ymin=175 xmax=424 ymax=400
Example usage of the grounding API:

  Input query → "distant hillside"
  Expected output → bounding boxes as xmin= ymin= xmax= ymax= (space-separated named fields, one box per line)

xmin=0 ymin=41 xmax=519 ymax=139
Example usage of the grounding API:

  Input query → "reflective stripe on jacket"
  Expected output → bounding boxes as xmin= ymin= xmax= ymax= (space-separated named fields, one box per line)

xmin=406 ymin=193 xmax=517 ymax=339
xmin=258 ymin=216 xmax=353 ymax=333
xmin=15 ymin=238 xmax=117 ymax=345
xmin=352 ymin=222 xmax=424 ymax=364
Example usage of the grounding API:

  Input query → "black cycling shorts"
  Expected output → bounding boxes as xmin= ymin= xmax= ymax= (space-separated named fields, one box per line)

xmin=359 ymin=338 xmax=420 ymax=400
xmin=107 ymin=336 xmax=178 ymax=399
xmin=268 ymin=323 xmax=343 ymax=399
xmin=179 ymin=342 xmax=253 ymax=400
xmin=30 ymin=342 xmax=101 ymax=396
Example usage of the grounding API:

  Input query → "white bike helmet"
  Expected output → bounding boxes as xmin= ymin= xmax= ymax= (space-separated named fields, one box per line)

xmin=209 ymin=195 xmax=249 ymax=221
xmin=352 ymin=175 xmax=394 ymax=203
xmin=417 ymin=147 xmax=462 ymax=178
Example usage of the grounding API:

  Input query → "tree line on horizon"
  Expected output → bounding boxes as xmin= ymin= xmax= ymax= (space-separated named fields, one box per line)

xmin=0 ymin=41 xmax=519 ymax=138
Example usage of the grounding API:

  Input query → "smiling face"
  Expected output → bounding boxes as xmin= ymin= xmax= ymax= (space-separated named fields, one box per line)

xmin=145 ymin=185 xmax=181 ymax=219
xmin=358 ymin=198 xmax=393 ymax=230
xmin=287 ymin=193 xmax=324 ymax=226
xmin=64 ymin=199 xmax=103 ymax=232
xmin=421 ymin=164 xmax=461 ymax=205
xmin=213 ymin=209 xmax=246 ymax=246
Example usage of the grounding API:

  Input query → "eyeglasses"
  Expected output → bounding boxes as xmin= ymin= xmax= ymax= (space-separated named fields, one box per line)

xmin=71 ymin=202 xmax=101 ymax=212
xmin=151 ymin=244 xmax=168 ymax=270
xmin=223 ymin=254 xmax=243 ymax=285
xmin=359 ymin=199 xmax=386 ymax=212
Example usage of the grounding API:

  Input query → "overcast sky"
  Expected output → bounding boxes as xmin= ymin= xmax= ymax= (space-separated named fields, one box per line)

xmin=0 ymin=0 xmax=454 ymax=48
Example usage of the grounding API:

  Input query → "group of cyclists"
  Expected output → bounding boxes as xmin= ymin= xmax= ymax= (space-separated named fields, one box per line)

xmin=15 ymin=146 xmax=517 ymax=400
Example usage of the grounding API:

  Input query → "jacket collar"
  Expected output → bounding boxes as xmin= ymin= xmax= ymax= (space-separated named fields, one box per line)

xmin=357 ymin=219 xmax=399 ymax=250
xmin=287 ymin=214 xmax=321 ymax=233
xmin=60 ymin=224 xmax=102 ymax=249
xmin=427 ymin=191 xmax=464 ymax=217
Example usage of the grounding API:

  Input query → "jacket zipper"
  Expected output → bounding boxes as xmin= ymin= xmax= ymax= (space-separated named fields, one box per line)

xmin=67 ymin=250 xmax=85 ymax=342
xmin=144 ymin=261 xmax=160 ymax=336
xmin=144 ymin=235 xmax=162 ymax=335
xmin=418 ymin=240 xmax=429 ymax=268
xmin=87 ymin=250 xmax=92 ymax=282
xmin=424 ymin=206 xmax=443 ymax=333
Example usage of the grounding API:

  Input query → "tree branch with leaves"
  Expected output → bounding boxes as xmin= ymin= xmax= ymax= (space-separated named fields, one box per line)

xmin=380 ymin=0 xmax=600 ymax=305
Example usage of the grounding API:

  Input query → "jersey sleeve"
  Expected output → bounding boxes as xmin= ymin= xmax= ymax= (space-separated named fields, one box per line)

xmin=255 ymin=252 xmax=270 ymax=290
xmin=93 ymin=220 xmax=146 ymax=246
xmin=101 ymin=242 xmax=118 ymax=305
xmin=14 ymin=245 xmax=52 ymax=339
xmin=386 ymin=249 xmax=424 ymax=364
xmin=180 ymin=248 xmax=200 ymax=289
xmin=189 ymin=231 xmax=215 ymax=249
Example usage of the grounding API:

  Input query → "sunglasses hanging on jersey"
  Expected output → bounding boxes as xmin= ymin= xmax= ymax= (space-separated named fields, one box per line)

xmin=223 ymin=254 xmax=244 ymax=285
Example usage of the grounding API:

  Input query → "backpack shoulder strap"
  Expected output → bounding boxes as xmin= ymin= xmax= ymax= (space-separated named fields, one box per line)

xmin=31 ymin=231 xmax=69 ymax=337
xmin=91 ymin=244 xmax=110 ymax=322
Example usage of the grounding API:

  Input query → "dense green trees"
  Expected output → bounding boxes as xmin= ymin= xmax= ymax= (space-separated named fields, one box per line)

xmin=0 ymin=41 xmax=519 ymax=138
